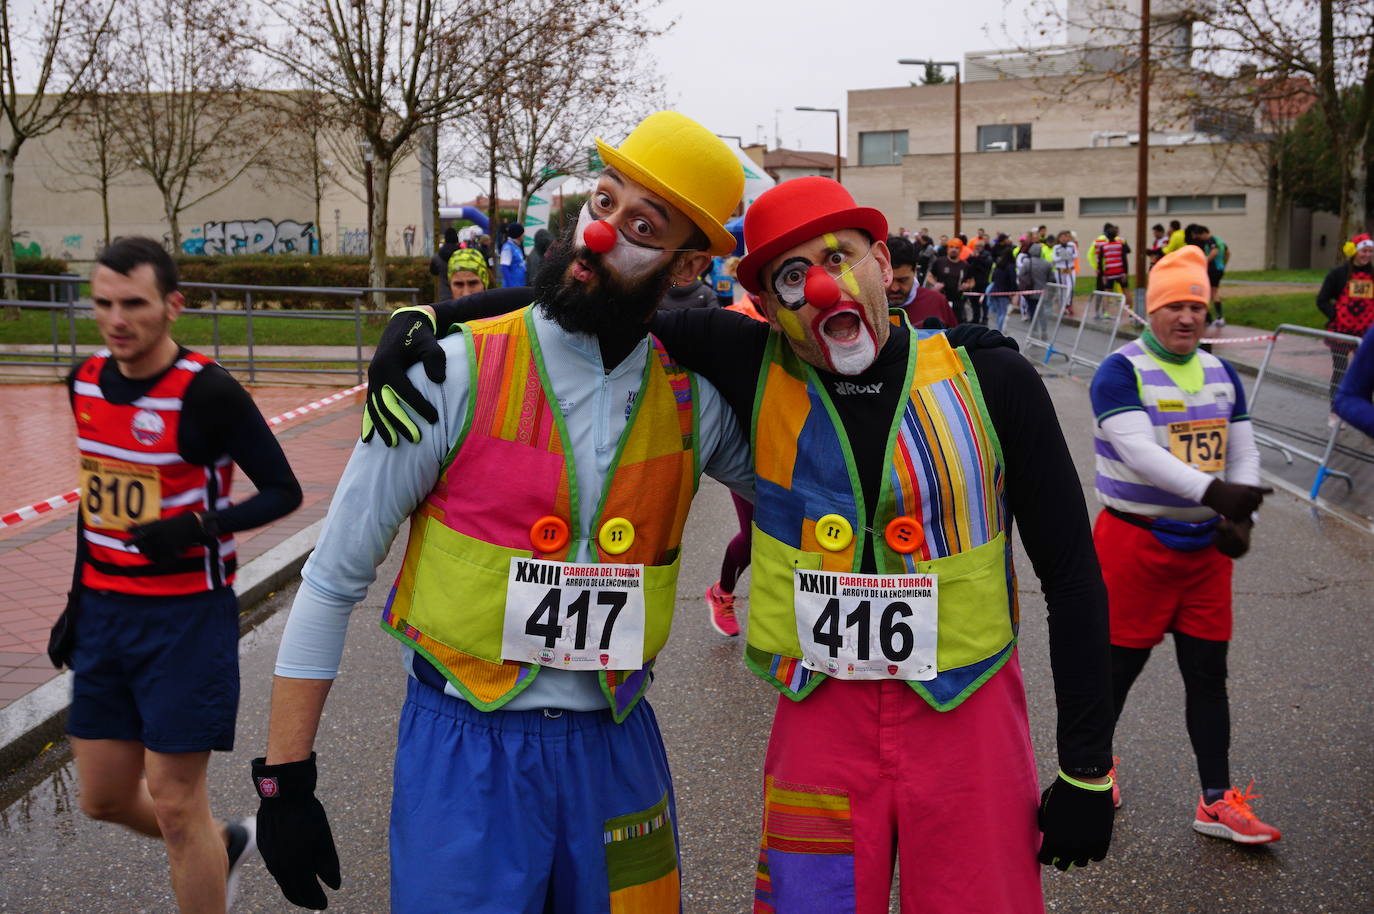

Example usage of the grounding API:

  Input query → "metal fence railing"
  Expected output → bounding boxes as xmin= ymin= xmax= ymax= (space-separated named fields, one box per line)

xmin=1018 ymin=281 xmax=1073 ymax=367
xmin=0 ymin=273 xmax=421 ymax=384
xmin=1246 ymin=322 xmax=1371 ymax=499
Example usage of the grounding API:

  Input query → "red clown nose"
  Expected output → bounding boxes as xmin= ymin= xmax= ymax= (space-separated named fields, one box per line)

xmin=583 ymin=219 xmax=617 ymax=253
xmin=804 ymin=265 xmax=840 ymax=309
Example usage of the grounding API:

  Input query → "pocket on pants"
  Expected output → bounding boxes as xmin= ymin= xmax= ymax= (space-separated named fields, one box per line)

xmin=756 ymin=776 xmax=855 ymax=914
xmin=603 ymin=791 xmax=679 ymax=914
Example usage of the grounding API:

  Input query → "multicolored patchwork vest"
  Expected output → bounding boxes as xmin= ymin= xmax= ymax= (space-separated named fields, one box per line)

xmin=1094 ymin=340 xmax=1237 ymax=523
xmin=745 ymin=326 xmax=1018 ymax=711
xmin=73 ymin=349 xmax=236 ymax=595
xmin=381 ymin=307 xmax=700 ymax=721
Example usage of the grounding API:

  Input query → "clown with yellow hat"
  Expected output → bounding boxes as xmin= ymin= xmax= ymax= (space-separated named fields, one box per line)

xmin=255 ymin=111 xmax=755 ymax=911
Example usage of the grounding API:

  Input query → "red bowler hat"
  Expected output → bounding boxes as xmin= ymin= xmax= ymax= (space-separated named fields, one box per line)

xmin=737 ymin=177 xmax=888 ymax=295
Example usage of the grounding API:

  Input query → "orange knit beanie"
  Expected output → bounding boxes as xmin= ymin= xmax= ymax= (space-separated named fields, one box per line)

xmin=1146 ymin=246 xmax=1210 ymax=313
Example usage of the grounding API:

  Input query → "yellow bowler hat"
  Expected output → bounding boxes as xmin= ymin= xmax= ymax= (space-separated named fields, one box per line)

xmin=595 ymin=112 xmax=743 ymax=256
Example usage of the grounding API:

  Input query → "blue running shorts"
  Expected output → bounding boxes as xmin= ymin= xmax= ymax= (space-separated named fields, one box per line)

xmin=66 ymin=587 xmax=239 ymax=753
xmin=390 ymin=677 xmax=681 ymax=913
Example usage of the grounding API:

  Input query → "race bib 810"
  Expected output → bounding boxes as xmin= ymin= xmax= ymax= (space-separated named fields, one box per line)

xmin=793 ymin=570 xmax=938 ymax=681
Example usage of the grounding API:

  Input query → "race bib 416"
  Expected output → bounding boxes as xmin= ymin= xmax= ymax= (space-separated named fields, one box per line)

xmin=793 ymin=570 xmax=938 ymax=681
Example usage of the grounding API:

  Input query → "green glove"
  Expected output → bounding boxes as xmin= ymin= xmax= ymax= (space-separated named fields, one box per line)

xmin=362 ymin=305 xmax=445 ymax=446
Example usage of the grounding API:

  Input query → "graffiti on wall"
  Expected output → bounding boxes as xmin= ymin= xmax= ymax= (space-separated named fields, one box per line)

xmin=338 ymin=228 xmax=369 ymax=255
xmin=180 ymin=219 xmax=319 ymax=255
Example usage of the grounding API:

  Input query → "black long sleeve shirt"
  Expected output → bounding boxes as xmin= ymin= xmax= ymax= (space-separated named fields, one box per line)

xmin=430 ymin=292 xmax=1113 ymax=770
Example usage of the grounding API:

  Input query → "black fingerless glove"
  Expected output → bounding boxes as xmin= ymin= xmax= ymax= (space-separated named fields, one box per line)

xmin=362 ymin=306 xmax=447 ymax=446
xmin=253 ymin=753 xmax=342 ymax=909
xmin=1037 ymin=771 xmax=1115 ymax=871
xmin=126 ymin=512 xmax=210 ymax=563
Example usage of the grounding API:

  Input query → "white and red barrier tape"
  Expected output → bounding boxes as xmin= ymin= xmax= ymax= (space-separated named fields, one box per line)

xmin=0 ymin=382 xmax=366 ymax=529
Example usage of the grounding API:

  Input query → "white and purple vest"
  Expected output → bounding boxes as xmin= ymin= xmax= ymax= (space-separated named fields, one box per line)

xmin=1094 ymin=340 xmax=1238 ymax=523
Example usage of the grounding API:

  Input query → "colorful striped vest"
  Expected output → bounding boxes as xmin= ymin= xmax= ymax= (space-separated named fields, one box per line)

xmin=73 ymin=350 xmax=236 ymax=595
xmin=745 ymin=326 xmax=1018 ymax=711
xmin=381 ymin=307 xmax=700 ymax=721
xmin=1094 ymin=340 xmax=1237 ymax=523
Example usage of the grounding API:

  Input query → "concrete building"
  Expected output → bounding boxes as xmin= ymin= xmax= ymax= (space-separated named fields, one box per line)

xmin=761 ymin=148 xmax=847 ymax=183
xmin=5 ymin=93 xmax=423 ymax=265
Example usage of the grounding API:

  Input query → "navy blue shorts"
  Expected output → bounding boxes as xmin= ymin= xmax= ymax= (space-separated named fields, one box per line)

xmin=67 ymin=587 xmax=240 ymax=753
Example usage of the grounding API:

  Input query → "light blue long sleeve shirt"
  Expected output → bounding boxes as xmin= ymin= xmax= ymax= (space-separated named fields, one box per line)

xmin=275 ymin=307 xmax=754 ymax=710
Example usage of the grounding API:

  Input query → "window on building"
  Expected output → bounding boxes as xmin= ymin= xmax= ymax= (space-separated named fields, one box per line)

xmin=1040 ymin=199 xmax=1065 ymax=214
xmin=1217 ymin=194 xmax=1246 ymax=210
xmin=992 ymin=199 xmax=1037 ymax=216
xmin=977 ymin=124 xmax=1032 ymax=152
xmin=918 ymin=200 xmax=955 ymax=217
xmin=962 ymin=200 xmax=987 ymax=215
xmin=1166 ymin=195 xmax=1215 ymax=213
xmin=1080 ymin=197 xmax=1132 ymax=215
xmin=859 ymin=130 xmax=909 ymax=166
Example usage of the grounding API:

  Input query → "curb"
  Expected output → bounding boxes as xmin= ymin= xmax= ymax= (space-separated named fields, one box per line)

xmin=0 ymin=518 xmax=324 ymax=779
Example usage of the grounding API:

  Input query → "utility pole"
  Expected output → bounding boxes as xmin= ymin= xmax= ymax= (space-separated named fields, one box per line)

xmin=1135 ymin=0 xmax=1151 ymax=299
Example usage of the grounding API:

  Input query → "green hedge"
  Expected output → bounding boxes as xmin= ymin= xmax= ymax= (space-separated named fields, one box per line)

xmin=11 ymin=257 xmax=73 ymax=301
xmin=174 ymin=255 xmax=430 ymax=309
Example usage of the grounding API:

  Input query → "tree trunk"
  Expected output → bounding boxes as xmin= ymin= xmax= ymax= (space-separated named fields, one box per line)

xmin=1350 ymin=131 xmax=1370 ymax=236
xmin=369 ymin=155 xmax=391 ymax=311
xmin=1264 ymin=160 xmax=1282 ymax=271
xmin=164 ymin=196 xmax=182 ymax=255
xmin=1 ymin=146 xmax=19 ymax=309
xmin=487 ymin=135 xmax=500 ymax=289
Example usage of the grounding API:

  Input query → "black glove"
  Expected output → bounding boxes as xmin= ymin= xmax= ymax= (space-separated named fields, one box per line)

xmin=1200 ymin=479 xmax=1273 ymax=523
xmin=1037 ymin=772 xmax=1115 ymax=871
xmin=1212 ymin=518 xmax=1252 ymax=559
xmin=945 ymin=322 xmax=1021 ymax=353
xmin=362 ymin=306 xmax=447 ymax=446
xmin=126 ymin=513 xmax=207 ymax=563
xmin=253 ymin=753 xmax=342 ymax=909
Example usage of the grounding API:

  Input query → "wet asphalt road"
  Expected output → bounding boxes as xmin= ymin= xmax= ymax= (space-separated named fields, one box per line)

xmin=2 ymin=370 xmax=1372 ymax=914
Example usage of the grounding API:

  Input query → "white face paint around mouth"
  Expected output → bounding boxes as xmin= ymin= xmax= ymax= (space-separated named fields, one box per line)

xmin=812 ymin=303 xmax=878 ymax=376
xmin=574 ymin=204 xmax=673 ymax=281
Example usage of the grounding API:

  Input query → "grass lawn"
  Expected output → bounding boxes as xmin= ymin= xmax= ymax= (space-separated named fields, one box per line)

xmin=1217 ymin=293 xmax=1326 ymax=332
xmin=0 ymin=310 xmax=389 ymax=348
xmin=1223 ymin=268 xmax=1326 ymax=284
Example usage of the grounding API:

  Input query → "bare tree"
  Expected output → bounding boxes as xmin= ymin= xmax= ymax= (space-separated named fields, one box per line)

xmin=1011 ymin=0 xmax=1372 ymax=253
xmin=0 ymin=0 xmax=116 ymax=301
xmin=42 ymin=88 xmax=132 ymax=250
xmin=260 ymin=87 xmax=354 ymax=255
xmin=113 ymin=0 xmax=274 ymax=252
xmin=252 ymin=0 xmax=558 ymax=305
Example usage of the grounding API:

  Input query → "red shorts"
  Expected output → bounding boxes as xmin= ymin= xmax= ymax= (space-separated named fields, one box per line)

xmin=1093 ymin=509 xmax=1233 ymax=648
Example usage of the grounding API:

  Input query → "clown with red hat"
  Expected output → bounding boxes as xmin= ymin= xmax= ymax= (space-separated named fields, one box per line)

xmin=365 ymin=174 xmax=1118 ymax=913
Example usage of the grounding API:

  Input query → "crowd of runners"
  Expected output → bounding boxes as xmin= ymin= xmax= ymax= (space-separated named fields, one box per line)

xmin=41 ymin=107 xmax=1374 ymax=912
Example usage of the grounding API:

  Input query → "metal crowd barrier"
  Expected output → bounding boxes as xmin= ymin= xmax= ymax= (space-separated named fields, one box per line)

xmin=1063 ymin=291 xmax=1128 ymax=376
xmin=1019 ymin=281 xmax=1073 ymax=366
xmin=1246 ymin=322 xmax=1369 ymax=499
xmin=0 ymin=273 xmax=421 ymax=384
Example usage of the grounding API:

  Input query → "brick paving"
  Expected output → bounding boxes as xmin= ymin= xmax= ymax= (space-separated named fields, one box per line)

xmin=0 ymin=381 xmax=365 ymax=710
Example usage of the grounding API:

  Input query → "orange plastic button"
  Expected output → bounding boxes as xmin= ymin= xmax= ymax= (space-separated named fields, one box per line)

xmin=529 ymin=515 xmax=570 ymax=554
xmin=598 ymin=517 xmax=635 ymax=555
xmin=814 ymin=514 xmax=853 ymax=552
xmin=884 ymin=516 xmax=924 ymax=554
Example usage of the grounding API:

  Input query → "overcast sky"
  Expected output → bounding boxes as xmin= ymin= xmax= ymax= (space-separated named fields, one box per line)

xmin=640 ymin=0 xmax=1042 ymax=154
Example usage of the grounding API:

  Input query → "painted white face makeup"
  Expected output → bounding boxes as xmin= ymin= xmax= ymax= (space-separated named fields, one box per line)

xmin=574 ymin=203 xmax=674 ymax=281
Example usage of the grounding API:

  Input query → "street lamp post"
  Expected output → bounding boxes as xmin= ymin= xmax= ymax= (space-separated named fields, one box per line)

xmin=358 ymin=140 xmax=375 ymax=251
xmin=794 ymin=106 xmax=842 ymax=184
xmin=898 ymin=58 xmax=961 ymax=234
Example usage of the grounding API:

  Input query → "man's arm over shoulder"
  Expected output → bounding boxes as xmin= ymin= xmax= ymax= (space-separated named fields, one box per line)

xmin=650 ymin=306 xmax=770 ymax=430
xmin=432 ymin=287 xmax=538 ymax=334
xmin=972 ymin=346 xmax=1113 ymax=770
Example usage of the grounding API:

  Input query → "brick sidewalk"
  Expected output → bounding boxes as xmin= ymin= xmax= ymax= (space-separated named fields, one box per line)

xmin=0 ymin=383 xmax=365 ymax=709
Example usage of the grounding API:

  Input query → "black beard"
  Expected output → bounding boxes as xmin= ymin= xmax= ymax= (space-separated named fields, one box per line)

xmin=534 ymin=226 xmax=680 ymax=337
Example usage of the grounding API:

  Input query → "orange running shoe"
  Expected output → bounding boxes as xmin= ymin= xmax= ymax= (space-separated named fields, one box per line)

xmin=1108 ymin=757 xmax=1122 ymax=809
xmin=705 ymin=581 xmax=739 ymax=637
xmin=1192 ymin=781 xmax=1281 ymax=844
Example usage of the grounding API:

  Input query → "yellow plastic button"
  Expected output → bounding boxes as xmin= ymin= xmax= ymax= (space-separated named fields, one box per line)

xmin=814 ymin=514 xmax=853 ymax=552
xmin=598 ymin=517 xmax=636 ymax=555
xmin=529 ymin=515 xmax=571 ymax=554
xmin=884 ymin=516 xmax=925 ymax=554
